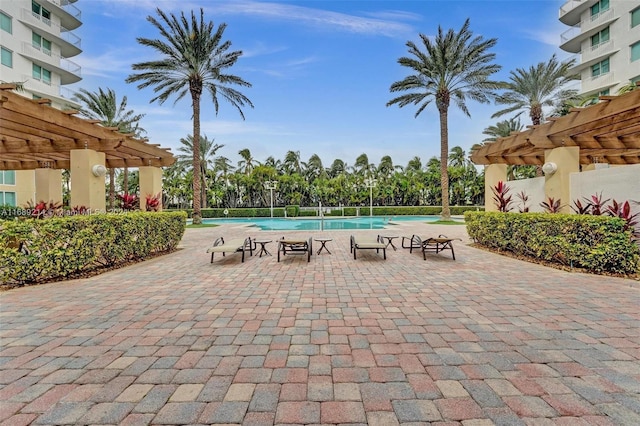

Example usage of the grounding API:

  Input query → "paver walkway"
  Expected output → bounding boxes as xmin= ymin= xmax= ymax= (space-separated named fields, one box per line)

xmin=1 ymin=222 xmax=639 ymax=425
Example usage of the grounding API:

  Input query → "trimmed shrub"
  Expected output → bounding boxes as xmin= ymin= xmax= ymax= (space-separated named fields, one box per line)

xmin=465 ymin=211 xmax=640 ymax=275
xmin=0 ymin=211 xmax=186 ymax=286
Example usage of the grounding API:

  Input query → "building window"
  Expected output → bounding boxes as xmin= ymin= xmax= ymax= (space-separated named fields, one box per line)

xmin=0 ymin=171 xmax=16 ymax=185
xmin=0 ymin=192 xmax=17 ymax=206
xmin=590 ymin=0 xmax=610 ymax=17
xmin=32 ymin=32 xmax=51 ymax=55
xmin=32 ymin=63 xmax=51 ymax=84
xmin=31 ymin=1 xmax=51 ymax=24
xmin=591 ymin=58 xmax=610 ymax=77
xmin=0 ymin=11 xmax=11 ymax=34
xmin=1 ymin=46 xmax=12 ymax=68
xmin=591 ymin=26 xmax=610 ymax=47
xmin=632 ymin=8 xmax=640 ymax=28
xmin=632 ymin=42 xmax=640 ymax=63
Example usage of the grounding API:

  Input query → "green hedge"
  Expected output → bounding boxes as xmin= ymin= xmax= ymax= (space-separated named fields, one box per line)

xmin=465 ymin=211 xmax=640 ymax=275
xmin=0 ymin=211 xmax=186 ymax=286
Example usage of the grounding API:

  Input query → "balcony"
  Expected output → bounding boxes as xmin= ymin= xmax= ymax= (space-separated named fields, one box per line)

xmin=559 ymin=0 xmax=595 ymax=26
xmin=559 ymin=8 xmax=617 ymax=53
xmin=42 ymin=0 xmax=82 ymax=30
xmin=21 ymin=43 xmax=82 ymax=85
xmin=583 ymin=39 xmax=615 ymax=64
xmin=19 ymin=8 xmax=82 ymax=57
xmin=581 ymin=7 xmax=616 ymax=34
xmin=584 ymin=71 xmax=617 ymax=93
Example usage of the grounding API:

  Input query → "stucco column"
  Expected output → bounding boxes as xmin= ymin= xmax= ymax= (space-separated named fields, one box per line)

xmin=35 ymin=168 xmax=62 ymax=206
xmin=70 ymin=149 xmax=106 ymax=212
xmin=543 ymin=146 xmax=579 ymax=214
xmin=139 ymin=166 xmax=163 ymax=211
xmin=484 ymin=164 xmax=507 ymax=212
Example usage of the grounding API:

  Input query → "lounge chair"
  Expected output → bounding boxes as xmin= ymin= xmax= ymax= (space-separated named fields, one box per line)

xmin=278 ymin=237 xmax=313 ymax=262
xmin=207 ymin=237 xmax=253 ymax=263
xmin=402 ymin=234 xmax=460 ymax=260
xmin=350 ymin=235 xmax=386 ymax=260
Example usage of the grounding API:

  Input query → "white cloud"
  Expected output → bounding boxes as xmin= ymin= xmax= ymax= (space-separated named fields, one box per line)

xmin=205 ymin=1 xmax=414 ymax=37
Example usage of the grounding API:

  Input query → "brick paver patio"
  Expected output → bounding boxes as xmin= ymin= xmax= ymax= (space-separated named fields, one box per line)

xmin=1 ymin=221 xmax=639 ymax=425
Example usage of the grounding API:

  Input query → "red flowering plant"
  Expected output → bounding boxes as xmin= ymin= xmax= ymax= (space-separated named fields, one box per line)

xmin=145 ymin=193 xmax=161 ymax=212
xmin=117 ymin=193 xmax=139 ymax=211
xmin=24 ymin=200 xmax=63 ymax=219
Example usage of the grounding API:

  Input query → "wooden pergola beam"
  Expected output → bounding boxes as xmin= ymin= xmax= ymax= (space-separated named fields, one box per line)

xmin=0 ymin=88 xmax=174 ymax=170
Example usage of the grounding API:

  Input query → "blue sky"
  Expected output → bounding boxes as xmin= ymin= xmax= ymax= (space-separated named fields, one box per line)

xmin=70 ymin=0 xmax=571 ymax=170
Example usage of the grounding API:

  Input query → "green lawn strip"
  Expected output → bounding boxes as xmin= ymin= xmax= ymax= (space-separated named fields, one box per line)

xmin=187 ymin=223 xmax=218 ymax=229
xmin=429 ymin=220 xmax=465 ymax=225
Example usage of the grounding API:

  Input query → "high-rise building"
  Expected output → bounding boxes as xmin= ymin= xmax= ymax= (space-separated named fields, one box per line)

xmin=559 ymin=0 xmax=640 ymax=96
xmin=0 ymin=0 xmax=82 ymax=109
xmin=0 ymin=0 xmax=82 ymax=207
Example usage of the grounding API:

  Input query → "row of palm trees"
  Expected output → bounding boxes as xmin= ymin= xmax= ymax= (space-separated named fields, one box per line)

xmin=163 ymin=142 xmax=483 ymax=210
xmin=73 ymin=8 xmax=622 ymax=222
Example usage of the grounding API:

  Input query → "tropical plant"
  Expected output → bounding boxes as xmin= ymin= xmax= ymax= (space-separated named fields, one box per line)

xmin=606 ymin=200 xmax=640 ymax=239
xmin=587 ymin=192 xmax=610 ymax=216
xmin=540 ymin=197 xmax=563 ymax=213
xmin=491 ymin=181 xmax=513 ymax=212
xmin=492 ymin=54 xmax=577 ymax=126
xmin=571 ymin=198 xmax=592 ymax=215
xmin=72 ymin=87 xmax=146 ymax=208
xmin=118 ymin=193 xmax=139 ymax=211
xmin=387 ymin=19 xmax=501 ymax=220
xmin=515 ymin=190 xmax=529 ymax=213
xmin=24 ymin=200 xmax=63 ymax=219
xmin=145 ymin=193 xmax=162 ymax=212
xmin=127 ymin=8 xmax=253 ymax=224
xmin=176 ymin=134 xmax=223 ymax=209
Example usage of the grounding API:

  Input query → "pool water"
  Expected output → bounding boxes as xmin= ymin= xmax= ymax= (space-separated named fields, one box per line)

xmin=200 ymin=216 xmax=442 ymax=231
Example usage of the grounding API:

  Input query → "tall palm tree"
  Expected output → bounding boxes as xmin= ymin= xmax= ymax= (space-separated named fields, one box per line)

xmin=126 ymin=8 xmax=253 ymax=224
xmin=176 ymin=134 xmax=223 ymax=208
xmin=492 ymin=54 xmax=577 ymax=126
xmin=72 ymin=87 xmax=145 ymax=209
xmin=387 ymin=19 xmax=501 ymax=220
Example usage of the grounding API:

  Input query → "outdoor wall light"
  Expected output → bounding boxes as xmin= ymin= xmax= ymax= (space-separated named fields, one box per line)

xmin=92 ymin=164 xmax=107 ymax=177
xmin=542 ymin=162 xmax=557 ymax=175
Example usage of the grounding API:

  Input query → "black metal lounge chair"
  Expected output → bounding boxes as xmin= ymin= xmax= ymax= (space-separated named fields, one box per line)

xmin=278 ymin=237 xmax=313 ymax=262
xmin=350 ymin=235 xmax=386 ymax=260
xmin=402 ymin=234 xmax=460 ymax=260
xmin=207 ymin=237 xmax=253 ymax=263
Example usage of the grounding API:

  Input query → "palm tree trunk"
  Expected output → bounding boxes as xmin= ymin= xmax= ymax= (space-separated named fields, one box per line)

xmin=439 ymin=110 xmax=451 ymax=220
xmin=108 ymin=168 xmax=115 ymax=210
xmin=123 ymin=167 xmax=129 ymax=195
xmin=191 ymin=92 xmax=202 ymax=224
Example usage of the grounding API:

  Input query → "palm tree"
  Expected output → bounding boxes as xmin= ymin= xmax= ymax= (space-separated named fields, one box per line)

xmin=176 ymin=134 xmax=223 ymax=208
xmin=482 ymin=117 xmax=523 ymax=142
xmin=238 ymin=148 xmax=257 ymax=175
xmin=387 ymin=19 xmax=501 ymax=220
xmin=126 ymin=8 xmax=253 ymax=224
xmin=481 ymin=118 xmax=536 ymax=180
xmin=72 ymin=87 xmax=145 ymax=209
xmin=492 ymin=54 xmax=577 ymax=126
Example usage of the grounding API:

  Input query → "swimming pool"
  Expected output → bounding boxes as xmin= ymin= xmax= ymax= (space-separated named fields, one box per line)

xmin=200 ymin=216 xmax=442 ymax=231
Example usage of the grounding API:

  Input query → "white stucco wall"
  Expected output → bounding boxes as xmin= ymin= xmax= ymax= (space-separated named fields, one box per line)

xmin=571 ymin=164 xmax=640 ymax=215
xmin=507 ymin=177 xmax=546 ymax=212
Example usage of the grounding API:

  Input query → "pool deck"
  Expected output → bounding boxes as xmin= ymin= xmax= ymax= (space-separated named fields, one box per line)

xmin=1 ymin=222 xmax=639 ymax=425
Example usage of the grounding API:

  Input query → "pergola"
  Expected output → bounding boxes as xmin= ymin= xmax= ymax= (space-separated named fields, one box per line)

xmin=469 ymin=88 xmax=640 ymax=213
xmin=0 ymin=85 xmax=175 ymax=211
xmin=470 ymin=88 xmax=640 ymax=166
xmin=0 ymin=85 xmax=174 ymax=170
